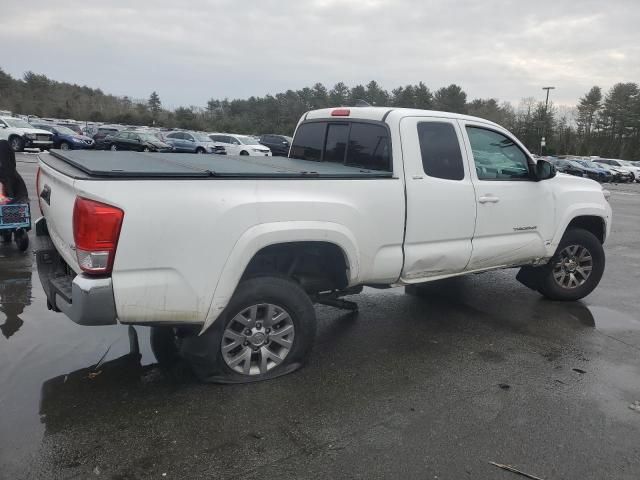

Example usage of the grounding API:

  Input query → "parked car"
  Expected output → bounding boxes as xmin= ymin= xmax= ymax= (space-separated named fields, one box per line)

xmin=31 ymin=123 xmax=95 ymax=150
xmin=573 ymin=160 xmax=613 ymax=183
xmin=594 ymin=159 xmax=640 ymax=182
xmin=259 ymin=134 xmax=292 ymax=156
xmin=106 ymin=131 xmax=173 ymax=152
xmin=36 ymin=106 xmax=611 ymax=382
xmin=209 ymin=134 xmax=272 ymax=156
xmin=163 ymin=131 xmax=224 ymax=154
xmin=0 ymin=116 xmax=53 ymax=152
xmin=93 ymin=126 xmax=124 ymax=150
xmin=551 ymin=159 xmax=588 ymax=177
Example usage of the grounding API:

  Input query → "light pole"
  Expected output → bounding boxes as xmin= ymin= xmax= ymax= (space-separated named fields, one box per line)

xmin=540 ymin=86 xmax=555 ymax=155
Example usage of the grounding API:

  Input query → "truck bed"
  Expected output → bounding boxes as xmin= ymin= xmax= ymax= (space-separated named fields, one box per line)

xmin=45 ymin=150 xmax=393 ymax=179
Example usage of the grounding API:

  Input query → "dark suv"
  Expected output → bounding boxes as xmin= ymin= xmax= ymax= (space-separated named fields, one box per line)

xmin=259 ymin=134 xmax=292 ymax=156
xmin=106 ymin=131 xmax=173 ymax=152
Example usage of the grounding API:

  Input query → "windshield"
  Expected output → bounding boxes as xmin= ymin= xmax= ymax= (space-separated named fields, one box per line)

xmin=193 ymin=132 xmax=212 ymax=142
xmin=237 ymin=135 xmax=258 ymax=145
xmin=55 ymin=126 xmax=78 ymax=135
xmin=3 ymin=118 xmax=34 ymax=129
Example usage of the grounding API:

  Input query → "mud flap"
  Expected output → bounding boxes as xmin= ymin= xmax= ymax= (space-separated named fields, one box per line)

xmin=516 ymin=265 xmax=547 ymax=291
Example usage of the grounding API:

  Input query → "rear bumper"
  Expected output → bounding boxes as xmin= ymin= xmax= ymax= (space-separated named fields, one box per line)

xmin=35 ymin=217 xmax=117 ymax=326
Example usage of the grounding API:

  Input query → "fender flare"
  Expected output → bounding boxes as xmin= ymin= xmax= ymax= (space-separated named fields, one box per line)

xmin=201 ymin=221 xmax=360 ymax=332
xmin=548 ymin=204 xmax=610 ymax=255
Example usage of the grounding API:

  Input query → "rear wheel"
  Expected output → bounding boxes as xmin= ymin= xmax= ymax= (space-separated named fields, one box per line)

xmin=182 ymin=276 xmax=316 ymax=383
xmin=110 ymin=144 xmax=117 ymax=151
xmin=537 ymin=228 xmax=604 ymax=301
xmin=9 ymin=136 xmax=24 ymax=152
xmin=1 ymin=232 xmax=12 ymax=243
xmin=143 ymin=147 xmax=150 ymax=152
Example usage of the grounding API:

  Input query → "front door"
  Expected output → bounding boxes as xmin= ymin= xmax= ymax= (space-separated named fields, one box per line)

xmin=400 ymin=116 xmax=477 ymax=282
xmin=460 ymin=121 xmax=554 ymax=270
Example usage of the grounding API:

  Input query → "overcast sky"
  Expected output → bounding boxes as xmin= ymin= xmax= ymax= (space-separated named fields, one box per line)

xmin=2 ymin=0 xmax=639 ymax=108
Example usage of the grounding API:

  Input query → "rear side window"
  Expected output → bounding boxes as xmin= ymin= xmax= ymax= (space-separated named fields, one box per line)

xmin=291 ymin=121 xmax=392 ymax=171
xmin=417 ymin=122 xmax=464 ymax=180
xmin=290 ymin=122 xmax=325 ymax=161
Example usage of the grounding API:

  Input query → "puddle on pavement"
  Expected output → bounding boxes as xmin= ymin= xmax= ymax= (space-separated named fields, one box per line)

xmin=0 ymin=245 xmax=162 ymax=477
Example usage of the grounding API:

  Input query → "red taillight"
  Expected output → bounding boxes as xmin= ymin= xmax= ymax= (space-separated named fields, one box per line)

xmin=331 ymin=108 xmax=350 ymax=116
xmin=36 ymin=167 xmax=43 ymax=215
xmin=73 ymin=197 xmax=124 ymax=275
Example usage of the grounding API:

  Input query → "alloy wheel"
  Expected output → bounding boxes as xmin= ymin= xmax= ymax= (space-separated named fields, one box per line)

xmin=221 ymin=303 xmax=295 ymax=375
xmin=553 ymin=244 xmax=593 ymax=289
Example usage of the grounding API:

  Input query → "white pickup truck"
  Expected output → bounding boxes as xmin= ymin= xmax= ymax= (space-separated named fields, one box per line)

xmin=35 ymin=107 xmax=611 ymax=382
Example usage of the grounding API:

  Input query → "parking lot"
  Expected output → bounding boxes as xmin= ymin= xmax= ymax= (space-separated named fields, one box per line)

xmin=1 ymin=153 xmax=639 ymax=479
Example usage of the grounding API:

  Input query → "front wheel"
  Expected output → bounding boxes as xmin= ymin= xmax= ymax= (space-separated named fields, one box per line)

xmin=537 ymin=228 xmax=605 ymax=301
xmin=182 ymin=276 xmax=316 ymax=383
xmin=110 ymin=144 xmax=117 ymax=151
xmin=195 ymin=147 xmax=205 ymax=154
xmin=60 ymin=142 xmax=71 ymax=150
xmin=240 ymin=150 xmax=249 ymax=156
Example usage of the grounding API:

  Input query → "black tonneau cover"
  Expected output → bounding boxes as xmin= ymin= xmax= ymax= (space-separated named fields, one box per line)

xmin=46 ymin=150 xmax=393 ymax=179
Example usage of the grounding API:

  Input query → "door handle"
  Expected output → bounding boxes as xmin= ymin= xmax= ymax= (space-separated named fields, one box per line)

xmin=478 ymin=195 xmax=500 ymax=204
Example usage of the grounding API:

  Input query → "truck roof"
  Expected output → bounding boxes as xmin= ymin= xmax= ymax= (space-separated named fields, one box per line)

xmin=305 ymin=106 xmax=502 ymax=129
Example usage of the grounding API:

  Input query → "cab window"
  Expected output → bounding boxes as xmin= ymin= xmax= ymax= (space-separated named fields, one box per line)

xmin=466 ymin=127 xmax=531 ymax=180
xmin=291 ymin=121 xmax=391 ymax=171
xmin=417 ymin=122 xmax=464 ymax=180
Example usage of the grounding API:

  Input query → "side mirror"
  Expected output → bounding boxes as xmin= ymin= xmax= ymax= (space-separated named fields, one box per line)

xmin=535 ymin=159 xmax=556 ymax=181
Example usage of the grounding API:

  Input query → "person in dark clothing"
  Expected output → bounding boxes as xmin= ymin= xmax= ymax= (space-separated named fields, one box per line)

xmin=0 ymin=140 xmax=29 ymax=243
xmin=0 ymin=140 xmax=28 ymax=202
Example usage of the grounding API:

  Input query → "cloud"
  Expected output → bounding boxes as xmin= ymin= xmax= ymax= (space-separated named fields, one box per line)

xmin=0 ymin=0 xmax=638 ymax=107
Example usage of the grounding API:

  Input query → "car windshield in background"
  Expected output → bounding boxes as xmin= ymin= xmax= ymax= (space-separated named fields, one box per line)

xmin=55 ymin=126 xmax=78 ymax=135
xmin=4 ymin=118 xmax=34 ymax=129
xmin=237 ymin=136 xmax=257 ymax=145
xmin=193 ymin=133 xmax=212 ymax=142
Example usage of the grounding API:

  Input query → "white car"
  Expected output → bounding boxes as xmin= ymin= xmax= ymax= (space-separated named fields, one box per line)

xmin=594 ymin=158 xmax=640 ymax=182
xmin=36 ymin=106 xmax=611 ymax=382
xmin=209 ymin=133 xmax=272 ymax=156
xmin=0 ymin=116 xmax=53 ymax=152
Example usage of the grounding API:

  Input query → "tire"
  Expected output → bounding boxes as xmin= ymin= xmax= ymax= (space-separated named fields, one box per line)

xmin=195 ymin=147 xmax=205 ymax=154
xmin=537 ymin=228 xmax=605 ymax=301
xmin=240 ymin=150 xmax=249 ymax=156
xmin=60 ymin=142 xmax=71 ymax=151
xmin=110 ymin=144 xmax=117 ymax=151
xmin=9 ymin=136 xmax=24 ymax=152
xmin=1 ymin=232 xmax=12 ymax=243
xmin=14 ymin=229 xmax=29 ymax=252
xmin=143 ymin=147 xmax=150 ymax=152
xmin=181 ymin=276 xmax=316 ymax=383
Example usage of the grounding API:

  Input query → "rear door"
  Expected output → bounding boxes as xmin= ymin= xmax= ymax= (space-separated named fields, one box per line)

xmin=460 ymin=121 xmax=554 ymax=270
xmin=400 ymin=117 xmax=477 ymax=281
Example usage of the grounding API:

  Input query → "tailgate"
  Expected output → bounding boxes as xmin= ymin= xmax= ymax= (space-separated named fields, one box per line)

xmin=38 ymin=159 xmax=80 ymax=273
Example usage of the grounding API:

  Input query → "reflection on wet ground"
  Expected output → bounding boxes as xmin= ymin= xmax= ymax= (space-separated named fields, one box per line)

xmin=1 ymin=158 xmax=639 ymax=479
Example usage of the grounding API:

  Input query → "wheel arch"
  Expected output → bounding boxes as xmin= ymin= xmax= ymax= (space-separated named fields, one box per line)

xmin=565 ymin=215 xmax=606 ymax=244
xmin=202 ymin=222 xmax=359 ymax=332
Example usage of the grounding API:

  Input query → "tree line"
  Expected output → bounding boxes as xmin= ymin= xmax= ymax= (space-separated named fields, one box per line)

xmin=0 ymin=67 xmax=638 ymax=160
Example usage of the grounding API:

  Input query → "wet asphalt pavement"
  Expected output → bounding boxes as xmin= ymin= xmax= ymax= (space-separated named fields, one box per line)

xmin=1 ymin=154 xmax=639 ymax=479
